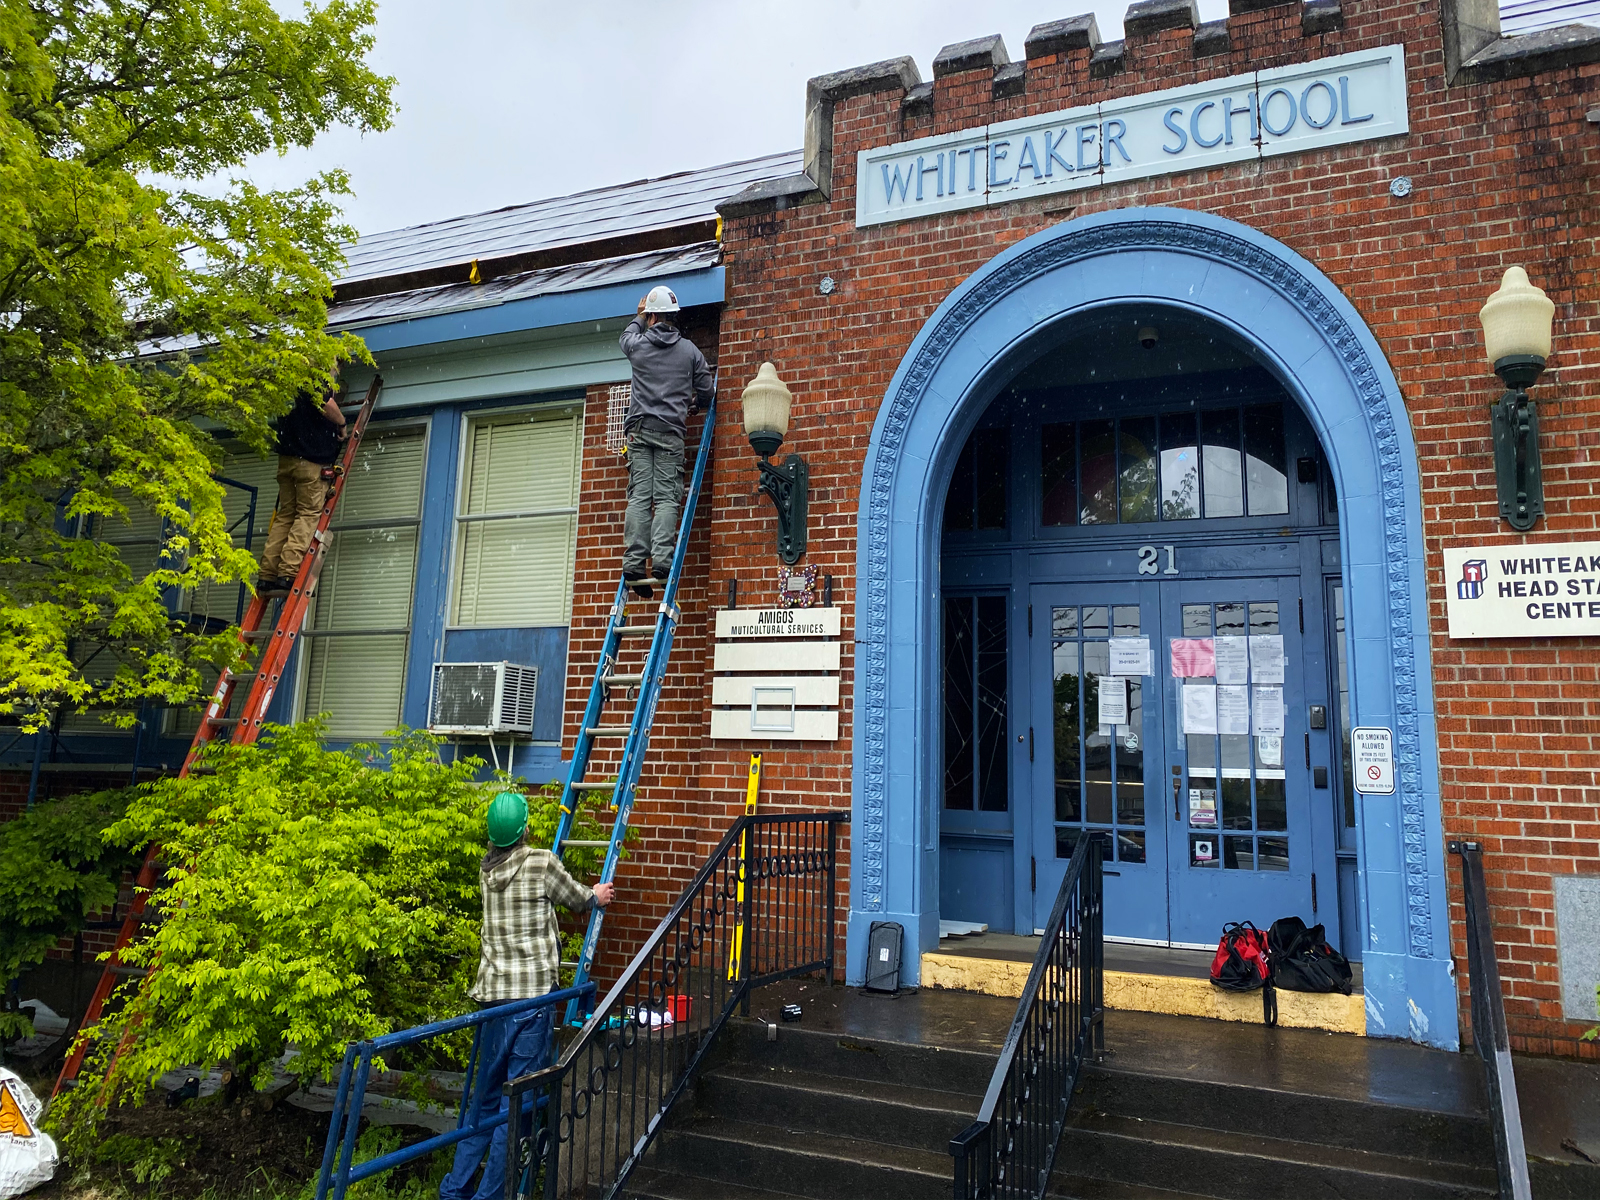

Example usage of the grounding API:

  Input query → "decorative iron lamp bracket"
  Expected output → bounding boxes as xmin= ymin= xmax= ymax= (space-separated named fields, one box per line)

xmin=1490 ymin=353 xmax=1545 ymax=532
xmin=756 ymin=452 xmax=809 ymax=564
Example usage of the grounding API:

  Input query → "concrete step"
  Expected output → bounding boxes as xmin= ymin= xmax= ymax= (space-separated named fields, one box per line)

xmin=651 ymin=1116 xmax=950 ymax=1200
xmin=695 ymin=1061 xmax=975 ymax=1155
xmin=1078 ymin=1061 xmax=1493 ymax=1168
xmin=1057 ymin=1109 xmax=1497 ymax=1199
xmin=623 ymin=1166 xmax=799 ymax=1199
xmin=719 ymin=1017 xmax=996 ymax=1097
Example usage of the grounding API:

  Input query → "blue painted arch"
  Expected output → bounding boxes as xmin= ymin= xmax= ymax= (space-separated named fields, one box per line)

xmin=850 ymin=206 xmax=1457 ymax=1048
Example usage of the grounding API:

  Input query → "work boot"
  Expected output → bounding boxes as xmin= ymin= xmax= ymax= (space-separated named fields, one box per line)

xmin=258 ymin=576 xmax=291 ymax=597
xmin=623 ymin=571 xmax=653 ymax=600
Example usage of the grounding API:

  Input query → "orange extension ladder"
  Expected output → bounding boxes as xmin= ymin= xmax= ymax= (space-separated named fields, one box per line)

xmin=52 ymin=376 xmax=384 ymax=1096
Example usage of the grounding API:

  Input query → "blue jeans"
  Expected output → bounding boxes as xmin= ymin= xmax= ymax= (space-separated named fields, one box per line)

xmin=440 ymin=1003 xmax=555 ymax=1200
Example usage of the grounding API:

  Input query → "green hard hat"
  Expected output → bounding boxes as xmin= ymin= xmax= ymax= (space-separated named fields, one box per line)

xmin=486 ymin=791 xmax=529 ymax=847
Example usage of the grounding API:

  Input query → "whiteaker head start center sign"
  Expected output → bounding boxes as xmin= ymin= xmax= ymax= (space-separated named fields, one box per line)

xmin=1443 ymin=542 xmax=1600 ymax=638
xmin=855 ymin=44 xmax=1408 ymax=227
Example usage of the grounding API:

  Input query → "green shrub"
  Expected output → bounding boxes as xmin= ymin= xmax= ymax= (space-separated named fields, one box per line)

xmin=51 ymin=719 xmax=613 ymax=1151
xmin=0 ymin=787 xmax=140 ymax=1039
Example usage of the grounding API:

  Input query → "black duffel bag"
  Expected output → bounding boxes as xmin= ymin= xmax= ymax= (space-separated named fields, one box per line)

xmin=1267 ymin=916 xmax=1354 ymax=995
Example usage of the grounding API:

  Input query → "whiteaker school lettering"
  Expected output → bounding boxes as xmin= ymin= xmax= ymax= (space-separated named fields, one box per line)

xmin=1443 ymin=543 xmax=1600 ymax=638
xmin=855 ymin=44 xmax=1408 ymax=227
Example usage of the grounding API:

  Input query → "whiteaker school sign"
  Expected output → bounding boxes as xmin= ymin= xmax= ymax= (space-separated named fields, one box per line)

xmin=855 ymin=44 xmax=1409 ymax=227
xmin=1443 ymin=542 xmax=1600 ymax=638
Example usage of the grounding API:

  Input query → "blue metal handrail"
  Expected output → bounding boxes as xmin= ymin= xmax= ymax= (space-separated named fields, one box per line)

xmin=314 ymin=982 xmax=595 ymax=1200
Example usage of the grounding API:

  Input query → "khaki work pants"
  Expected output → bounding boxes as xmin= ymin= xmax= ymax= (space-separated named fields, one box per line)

xmin=259 ymin=456 xmax=329 ymax=580
xmin=622 ymin=427 xmax=685 ymax=576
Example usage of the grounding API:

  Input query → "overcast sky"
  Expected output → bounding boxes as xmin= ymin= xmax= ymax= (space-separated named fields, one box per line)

xmin=249 ymin=0 xmax=1229 ymax=239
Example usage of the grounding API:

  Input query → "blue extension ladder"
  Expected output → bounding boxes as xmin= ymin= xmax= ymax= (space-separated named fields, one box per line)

xmin=550 ymin=388 xmax=716 ymax=1022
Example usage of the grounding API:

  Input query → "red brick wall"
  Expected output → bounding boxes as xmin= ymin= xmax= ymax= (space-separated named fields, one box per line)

xmin=687 ymin=3 xmax=1600 ymax=1055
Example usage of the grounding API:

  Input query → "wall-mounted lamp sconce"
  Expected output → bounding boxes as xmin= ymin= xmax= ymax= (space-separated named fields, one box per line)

xmin=1479 ymin=266 xmax=1556 ymax=532
xmin=741 ymin=362 xmax=808 ymax=564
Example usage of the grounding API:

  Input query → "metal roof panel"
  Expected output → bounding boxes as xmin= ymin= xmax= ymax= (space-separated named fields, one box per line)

xmin=339 ymin=150 xmax=801 ymax=286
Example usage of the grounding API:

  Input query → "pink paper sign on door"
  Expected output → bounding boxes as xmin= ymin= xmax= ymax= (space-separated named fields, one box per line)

xmin=1169 ymin=637 xmax=1216 ymax=678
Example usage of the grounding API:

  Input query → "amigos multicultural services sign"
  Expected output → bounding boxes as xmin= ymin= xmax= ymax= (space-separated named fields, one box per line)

xmin=855 ymin=44 xmax=1408 ymax=227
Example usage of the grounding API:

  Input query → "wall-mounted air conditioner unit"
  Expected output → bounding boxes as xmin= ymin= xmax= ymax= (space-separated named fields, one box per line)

xmin=427 ymin=662 xmax=539 ymax=735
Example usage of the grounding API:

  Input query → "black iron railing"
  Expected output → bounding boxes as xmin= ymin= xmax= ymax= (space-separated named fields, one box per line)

xmin=1448 ymin=839 xmax=1532 ymax=1200
xmin=504 ymin=810 xmax=846 ymax=1200
xmin=951 ymin=832 xmax=1104 ymax=1200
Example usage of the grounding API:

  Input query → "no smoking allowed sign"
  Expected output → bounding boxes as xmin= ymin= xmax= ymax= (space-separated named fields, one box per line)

xmin=1352 ymin=727 xmax=1395 ymax=795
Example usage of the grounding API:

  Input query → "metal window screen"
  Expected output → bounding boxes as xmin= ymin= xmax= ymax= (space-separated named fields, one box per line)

xmin=607 ymin=384 xmax=630 ymax=455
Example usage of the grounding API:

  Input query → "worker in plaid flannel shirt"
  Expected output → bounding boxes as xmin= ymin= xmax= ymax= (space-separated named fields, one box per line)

xmin=441 ymin=792 xmax=614 ymax=1200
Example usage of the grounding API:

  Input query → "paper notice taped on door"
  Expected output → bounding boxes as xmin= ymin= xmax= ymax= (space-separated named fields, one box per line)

xmin=1098 ymin=676 xmax=1129 ymax=725
xmin=1252 ymin=686 xmax=1285 ymax=736
xmin=1170 ymin=638 xmax=1216 ymax=678
xmin=1189 ymin=789 xmax=1218 ymax=828
xmin=1216 ymin=685 xmax=1250 ymax=736
xmin=1181 ymin=683 xmax=1217 ymax=735
xmin=1248 ymin=635 xmax=1285 ymax=684
xmin=1108 ymin=637 xmax=1152 ymax=676
xmin=1214 ymin=636 xmax=1249 ymax=684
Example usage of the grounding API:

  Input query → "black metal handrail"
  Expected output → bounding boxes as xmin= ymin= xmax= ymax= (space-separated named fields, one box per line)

xmin=503 ymin=810 xmax=847 ymax=1199
xmin=951 ymin=832 xmax=1104 ymax=1199
xmin=1448 ymin=839 xmax=1532 ymax=1200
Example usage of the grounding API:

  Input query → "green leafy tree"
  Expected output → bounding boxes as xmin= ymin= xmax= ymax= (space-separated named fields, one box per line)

xmin=49 ymin=722 xmax=613 ymax=1146
xmin=0 ymin=787 xmax=139 ymax=1038
xmin=0 ymin=0 xmax=394 ymax=731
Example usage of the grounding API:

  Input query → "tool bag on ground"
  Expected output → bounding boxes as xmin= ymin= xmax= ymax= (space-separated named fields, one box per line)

xmin=1210 ymin=921 xmax=1269 ymax=991
xmin=1210 ymin=921 xmax=1277 ymax=1026
xmin=1266 ymin=916 xmax=1354 ymax=995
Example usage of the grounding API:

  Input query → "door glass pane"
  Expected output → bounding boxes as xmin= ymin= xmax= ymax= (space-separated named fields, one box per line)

xmin=1084 ymin=641 xmax=1112 ymax=824
xmin=1053 ymin=603 xmax=1143 ymax=863
xmin=1244 ymin=404 xmax=1288 ymax=515
xmin=1258 ymin=836 xmax=1290 ymax=872
xmin=1249 ymin=602 xmax=1280 ymax=634
xmin=942 ymin=598 xmax=975 ymax=810
xmin=1160 ymin=412 xmax=1200 ymax=520
xmin=1333 ymin=584 xmax=1355 ymax=835
xmin=975 ymin=596 xmax=1008 ymax=811
xmin=1117 ymin=679 xmax=1144 ymax=824
xmin=1215 ymin=602 xmax=1246 ymax=636
xmin=1040 ymin=423 xmax=1076 ymax=527
xmin=1181 ymin=597 xmax=1296 ymax=875
xmin=1119 ymin=417 xmax=1158 ymax=523
xmin=1079 ymin=421 xmax=1117 ymax=524
xmin=1201 ymin=410 xmax=1243 ymax=517
xmin=1053 ymin=634 xmax=1080 ymax=822
xmin=974 ymin=429 xmax=1008 ymax=530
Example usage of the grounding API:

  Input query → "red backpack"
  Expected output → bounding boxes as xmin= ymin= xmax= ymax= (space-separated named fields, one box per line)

xmin=1210 ymin=921 xmax=1278 ymax=1025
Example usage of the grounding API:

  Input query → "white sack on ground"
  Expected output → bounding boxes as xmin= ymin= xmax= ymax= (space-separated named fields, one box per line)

xmin=0 ymin=1068 xmax=57 ymax=1197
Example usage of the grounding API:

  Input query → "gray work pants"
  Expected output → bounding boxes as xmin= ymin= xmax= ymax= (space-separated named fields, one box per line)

xmin=622 ymin=427 xmax=685 ymax=576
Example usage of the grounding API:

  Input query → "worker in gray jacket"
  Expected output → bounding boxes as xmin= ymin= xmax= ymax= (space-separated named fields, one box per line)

xmin=618 ymin=286 xmax=714 ymax=598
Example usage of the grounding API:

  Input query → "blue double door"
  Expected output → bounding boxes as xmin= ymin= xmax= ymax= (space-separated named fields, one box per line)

xmin=1029 ymin=572 xmax=1339 ymax=948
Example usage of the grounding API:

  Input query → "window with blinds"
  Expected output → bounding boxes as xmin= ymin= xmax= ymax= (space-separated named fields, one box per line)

xmin=451 ymin=407 xmax=581 ymax=629
xmin=297 ymin=425 xmax=426 ymax=740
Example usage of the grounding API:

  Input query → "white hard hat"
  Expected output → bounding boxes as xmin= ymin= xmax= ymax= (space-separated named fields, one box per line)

xmin=643 ymin=285 xmax=680 ymax=313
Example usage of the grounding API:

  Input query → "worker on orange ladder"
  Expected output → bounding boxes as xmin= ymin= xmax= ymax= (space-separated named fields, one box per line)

xmin=440 ymin=791 xmax=614 ymax=1200
xmin=256 ymin=364 xmax=347 ymax=597
xmin=617 ymin=285 xmax=714 ymax=599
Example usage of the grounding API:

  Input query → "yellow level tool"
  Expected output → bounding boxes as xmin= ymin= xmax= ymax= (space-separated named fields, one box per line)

xmin=729 ymin=753 xmax=762 ymax=980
